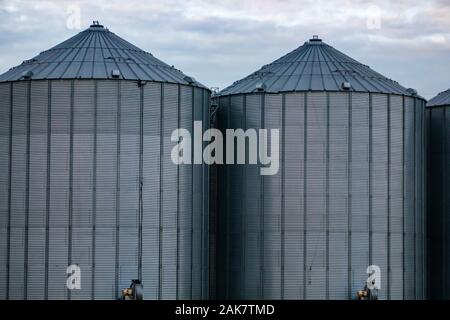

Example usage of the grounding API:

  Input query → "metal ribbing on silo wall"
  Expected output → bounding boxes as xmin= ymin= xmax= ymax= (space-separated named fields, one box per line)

xmin=389 ymin=94 xmax=404 ymax=299
xmin=71 ymin=80 xmax=95 ymax=300
xmin=328 ymin=92 xmax=349 ymax=299
xmin=349 ymin=93 xmax=370 ymax=298
xmin=178 ymin=85 xmax=193 ymax=299
xmin=415 ymin=99 xmax=425 ymax=300
xmin=305 ymin=92 xmax=327 ymax=299
xmin=95 ymin=80 xmax=119 ymax=299
xmin=0 ymin=79 xmax=209 ymax=300
xmin=48 ymin=80 xmax=71 ymax=300
xmin=404 ymin=97 xmax=416 ymax=299
xmin=226 ymin=95 xmax=245 ymax=299
xmin=371 ymin=94 xmax=388 ymax=300
xmin=202 ymin=89 xmax=210 ymax=299
xmin=27 ymin=81 xmax=49 ymax=299
xmin=117 ymin=80 xmax=140 ymax=297
xmin=427 ymin=105 xmax=449 ymax=300
xmin=283 ymin=92 xmax=305 ymax=299
xmin=9 ymin=81 xmax=29 ymax=300
xmin=263 ymin=94 xmax=283 ymax=299
xmin=215 ymin=96 xmax=228 ymax=300
xmin=215 ymin=91 xmax=425 ymax=300
xmin=0 ymin=82 xmax=11 ymax=300
xmin=192 ymin=87 xmax=206 ymax=299
xmin=244 ymin=94 xmax=263 ymax=299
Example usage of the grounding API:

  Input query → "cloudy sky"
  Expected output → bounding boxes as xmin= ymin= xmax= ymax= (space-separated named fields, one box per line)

xmin=0 ymin=0 xmax=449 ymax=99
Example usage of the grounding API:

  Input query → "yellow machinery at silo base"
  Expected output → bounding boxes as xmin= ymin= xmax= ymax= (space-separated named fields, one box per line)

xmin=121 ymin=280 xmax=143 ymax=300
xmin=356 ymin=285 xmax=378 ymax=300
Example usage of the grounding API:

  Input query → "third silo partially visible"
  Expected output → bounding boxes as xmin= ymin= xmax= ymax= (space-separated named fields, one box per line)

xmin=427 ymin=89 xmax=450 ymax=300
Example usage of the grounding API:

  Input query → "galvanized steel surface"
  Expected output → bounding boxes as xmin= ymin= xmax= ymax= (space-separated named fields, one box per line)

xmin=0 ymin=79 xmax=210 ymax=300
xmin=215 ymin=92 xmax=426 ymax=299
xmin=0 ymin=23 xmax=206 ymax=88
xmin=0 ymin=21 xmax=211 ymax=300
xmin=214 ymin=37 xmax=426 ymax=299
xmin=426 ymin=100 xmax=450 ymax=300
xmin=219 ymin=38 xmax=415 ymax=96
xmin=428 ymin=89 xmax=450 ymax=107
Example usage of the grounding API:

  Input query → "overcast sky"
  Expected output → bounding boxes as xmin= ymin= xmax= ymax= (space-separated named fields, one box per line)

xmin=0 ymin=0 xmax=449 ymax=99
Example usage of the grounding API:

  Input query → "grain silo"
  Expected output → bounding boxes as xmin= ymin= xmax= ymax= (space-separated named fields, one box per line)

xmin=426 ymin=89 xmax=450 ymax=300
xmin=0 ymin=22 xmax=210 ymax=300
xmin=213 ymin=36 xmax=426 ymax=300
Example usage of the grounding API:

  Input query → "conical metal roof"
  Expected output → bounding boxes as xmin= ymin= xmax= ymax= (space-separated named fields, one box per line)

xmin=428 ymin=89 xmax=450 ymax=107
xmin=0 ymin=21 xmax=206 ymax=88
xmin=220 ymin=36 xmax=415 ymax=96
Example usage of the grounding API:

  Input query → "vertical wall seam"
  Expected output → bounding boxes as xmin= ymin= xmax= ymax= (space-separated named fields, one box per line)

xmin=281 ymin=93 xmax=286 ymax=299
xmin=225 ymin=95 xmax=231 ymax=298
xmin=205 ymin=91 xmax=210 ymax=299
xmin=422 ymin=102 xmax=427 ymax=299
xmin=387 ymin=95 xmax=391 ymax=300
xmin=428 ymin=107 xmax=433 ymax=299
xmin=115 ymin=80 xmax=121 ymax=298
xmin=91 ymin=80 xmax=97 ymax=300
xmin=442 ymin=107 xmax=447 ymax=298
xmin=402 ymin=95 xmax=405 ymax=299
xmin=260 ymin=93 xmax=265 ymax=299
xmin=242 ymin=95 xmax=247 ymax=299
xmin=413 ymin=98 xmax=417 ymax=299
xmin=6 ymin=82 xmax=13 ymax=300
xmin=23 ymin=80 xmax=31 ymax=299
xmin=347 ymin=92 xmax=352 ymax=299
xmin=159 ymin=83 xmax=164 ymax=299
xmin=138 ymin=82 xmax=144 ymax=282
xmin=368 ymin=93 xmax=373 ymax=266
xmin=67 ymin=80 xmax=74 ymax=300
xmin=303 ymin=92 xmax=307 ymax=299
xmin=325 ymin=92 xmax=330 ymax=300
xmin=44 ymin=81 xmax=51 ymax=300
xmin=176 ymin=84 xmax=181 ymax=299
xmin=190 ymin=87 xmax=195 ymax=299
xmin=200 ymin=89 xmax=205 ymax=299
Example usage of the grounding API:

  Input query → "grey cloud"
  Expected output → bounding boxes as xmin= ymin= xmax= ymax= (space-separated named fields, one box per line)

xmin=0 ymin=0 xmax=449 ymax=98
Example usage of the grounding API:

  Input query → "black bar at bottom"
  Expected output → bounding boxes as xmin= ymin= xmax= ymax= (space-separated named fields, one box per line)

xmin=0 ymin=300 xmax=446 ymax=319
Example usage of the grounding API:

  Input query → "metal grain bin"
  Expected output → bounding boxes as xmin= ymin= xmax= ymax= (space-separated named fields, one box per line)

xmin=427 ymin=89 xmax=450 ymax=300
xmin=0 ymin=22 xmax=210 ymax=300
xmin=213 ymin=36 xmax=426 ymax=299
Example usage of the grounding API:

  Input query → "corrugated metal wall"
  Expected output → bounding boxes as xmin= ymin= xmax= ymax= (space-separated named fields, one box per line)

xmin=215 ymin=91 xmax=426 ymax=299
xmin=427 ymin=105 xmax=449 ymax=299
xmin=0 ymin=79 xmax=210 ymax=300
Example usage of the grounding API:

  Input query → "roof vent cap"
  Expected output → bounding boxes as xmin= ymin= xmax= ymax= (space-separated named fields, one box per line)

xmin=21 ymin=70 xmax=33 ymax=79
xmin=255 ymin=82 xmax=266 ymax=92
xmin=310 ymin=35 xmax=322 ymax=42
xmin=90 ymin=21 xmax=104 ymax=28
xmin=406 ymin=88 xmax=418 ymax=96
xmin=111 ymin=69 xmax=121 ymax=78
xmin=341 ymin=81 xmax=352 ymax=90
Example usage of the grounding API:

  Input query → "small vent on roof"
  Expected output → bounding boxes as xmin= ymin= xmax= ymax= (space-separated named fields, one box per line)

xmin=111 ymin=69 xmax=121 ymax=78
xmin=406 ymin=88 xmax=418 ymax=96
xmin=255 ymin=82 xmax=266 ymax=92
xmin=21 ymin=70 xmax=33 ymax=80
xmin=310 ymin=35 xmax=322 ymax=42
xmin=90 ymin=21 xmax=104 ymax=28
xmin=184 ymin=76 xmax=196 ymax=84
xmin=341 ymin=82 xmax=352 ymax=90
